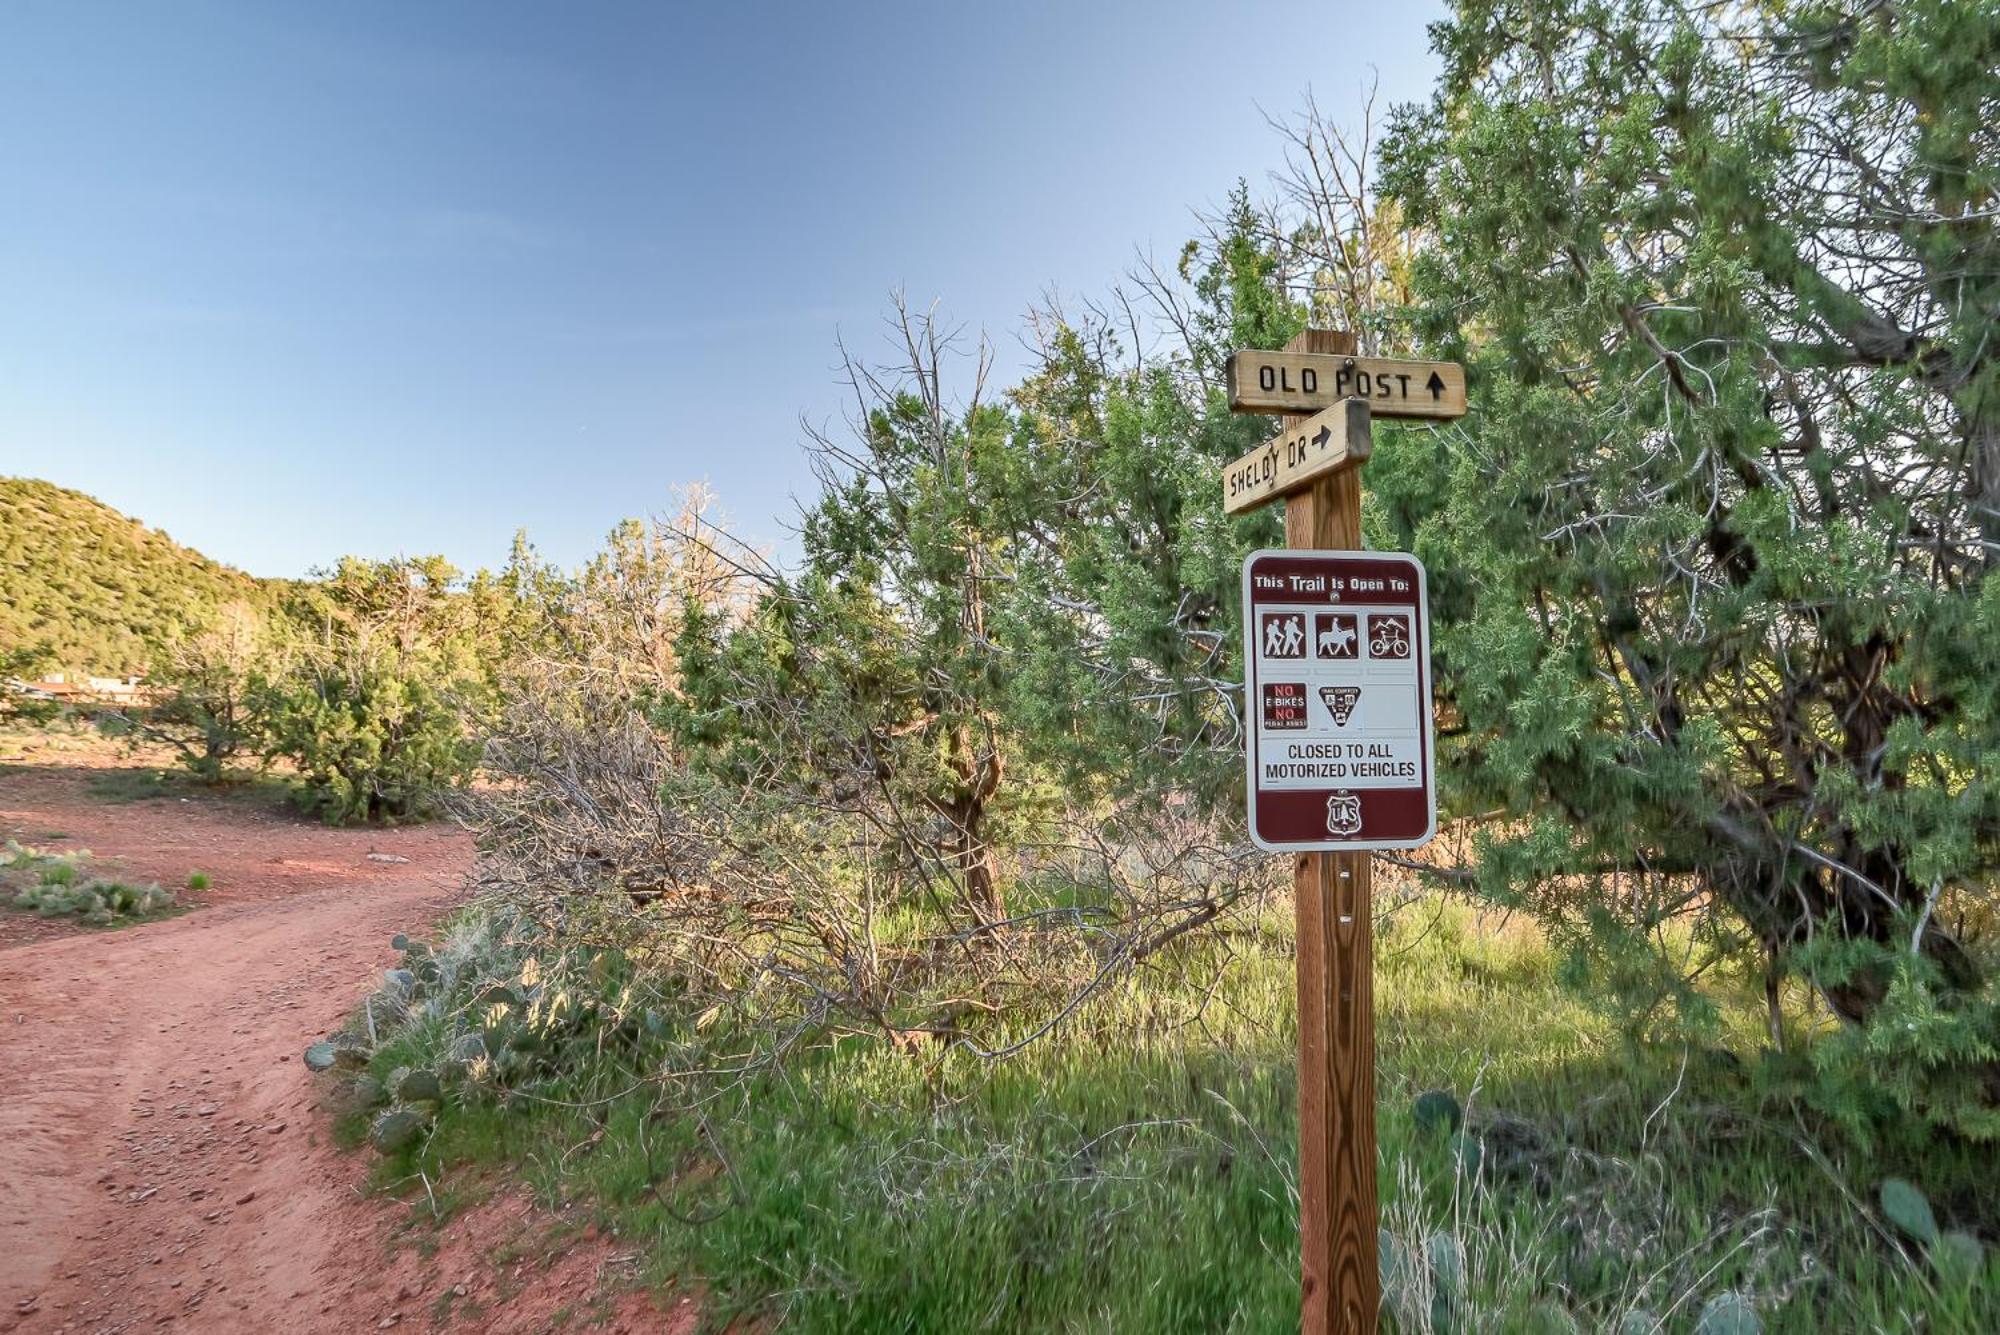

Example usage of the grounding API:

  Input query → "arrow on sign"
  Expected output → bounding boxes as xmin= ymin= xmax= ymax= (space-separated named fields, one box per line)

xmin=1426 ymin=372 xmax=1445 ymax=401
xmin=1312 ymin=423 xmax=1332 ymax=451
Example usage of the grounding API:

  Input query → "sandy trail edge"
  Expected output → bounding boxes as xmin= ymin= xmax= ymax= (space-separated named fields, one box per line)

xmin=0 ymin=870 xmax=464 ymax=1331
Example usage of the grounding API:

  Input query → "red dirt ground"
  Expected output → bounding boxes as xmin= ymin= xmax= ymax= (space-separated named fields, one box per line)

xmin=0 ymin=742 xmax=686 ymax=1334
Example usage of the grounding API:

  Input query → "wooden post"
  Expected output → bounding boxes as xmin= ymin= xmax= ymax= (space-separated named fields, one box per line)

xmin=1280 ymin=327 xmax=1379 ymax=1332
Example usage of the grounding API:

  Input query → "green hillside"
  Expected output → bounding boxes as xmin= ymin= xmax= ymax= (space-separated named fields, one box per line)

xmin=0 ymin=477 xmax=270 ymax=677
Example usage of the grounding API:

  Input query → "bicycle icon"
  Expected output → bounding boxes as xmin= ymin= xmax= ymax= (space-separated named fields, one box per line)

xmin=1368 ymin=614 xmax=1411 ymax=659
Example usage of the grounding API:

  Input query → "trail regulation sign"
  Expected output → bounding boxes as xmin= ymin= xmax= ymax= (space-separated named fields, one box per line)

xmin=1242 ymin=549 xmax=1435 ymax=851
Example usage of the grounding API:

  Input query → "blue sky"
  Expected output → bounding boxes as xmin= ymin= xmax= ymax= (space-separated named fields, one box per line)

xmin=1 ymin=1 xmax=1444 ymax=577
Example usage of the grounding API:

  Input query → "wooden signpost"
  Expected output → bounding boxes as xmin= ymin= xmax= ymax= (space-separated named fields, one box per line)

xmin=1226 ymin=329 xmax=1464 ymax=1332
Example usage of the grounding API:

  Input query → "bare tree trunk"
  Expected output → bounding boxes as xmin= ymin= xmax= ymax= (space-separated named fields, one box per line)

xmin=943 ymin=724 xmax=1005 ymax=926
xmin=953 ymin=796 xmax=1003 ymax=926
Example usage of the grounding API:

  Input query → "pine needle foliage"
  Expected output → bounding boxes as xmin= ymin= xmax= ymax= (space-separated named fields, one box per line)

xmin=1375 ymin=0 xmax=2000 ymax=1141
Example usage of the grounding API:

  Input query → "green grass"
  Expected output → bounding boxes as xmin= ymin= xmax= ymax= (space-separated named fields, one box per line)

xmin=186 ymin=870 xmax=212 ymax=891
xmin=354 ymin=898 xmax=1999 ymax=1333
xmin=84 ymin=766 xmax=192 ymax=803
xmin=83 ymin=762 xmax=295 ymax=811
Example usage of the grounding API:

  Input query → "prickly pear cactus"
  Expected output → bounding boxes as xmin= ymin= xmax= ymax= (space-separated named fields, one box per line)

xmin=370 ymin=1106 xmax=427 ymax=1153
xmin=332 ymin=1034 xmax=372 ymax=1070
xmin=1377 ymin=1229 xmax=1408 ymax=1304
xmin=1694 ymin=1291 xmax=1760 ymax=1335
xmin=477 ymin=981 xmax=525 ymax=1009
xmin=440 ymin=1032 xmax=486 ymax=1082
xmin=1525 ymin=1299 xmax=1579 ymax=1332
xmin=393 ymin=1067 xmax=443 ymax=1104
xmin=1933 ymin=1230 xmax=1985 ymax=1277
xmin=1425 ymin=1231 xmax=1463 ymax=1334
xmin=1413 ymin=1089 xmax=1463 ymax=1136
xmin=1879 ymin=1177 xmax=1939 ymax=1244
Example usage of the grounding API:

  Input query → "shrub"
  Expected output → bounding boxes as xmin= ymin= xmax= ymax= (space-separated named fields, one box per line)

xmin=1375 ymin=0 xmax=2000 ymax=1141
xmin=138 ymin=600 xmax=277 ymax=783
xmin=256 ymin=557 xmax=491 ymax=824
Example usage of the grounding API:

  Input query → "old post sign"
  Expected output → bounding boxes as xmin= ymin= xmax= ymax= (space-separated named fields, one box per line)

xmin=1226 ymin=350 xmax=1467 ymax=420
xmin=1242 ymin=549 xmax=1435 ymax=851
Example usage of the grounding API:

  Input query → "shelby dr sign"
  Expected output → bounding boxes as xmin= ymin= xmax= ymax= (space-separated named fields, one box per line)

xmin=1241 ymin=549 xmax=1435 ymax=851
xmin=1221 ymin=399 xmax=1372 ymax=516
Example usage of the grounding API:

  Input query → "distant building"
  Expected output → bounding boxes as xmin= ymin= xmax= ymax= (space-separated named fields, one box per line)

xmin=84 ymin=675 xmax=146 ymax=701
xmin=5 ymin=672 xmax=149 ymax=704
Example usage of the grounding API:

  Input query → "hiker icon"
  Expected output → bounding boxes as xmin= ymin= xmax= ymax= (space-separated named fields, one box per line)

xmin=1261 ymin=612 xmax=1305 ymax=659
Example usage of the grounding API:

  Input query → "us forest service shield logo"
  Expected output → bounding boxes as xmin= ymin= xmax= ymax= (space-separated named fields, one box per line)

xmin=1325 ymin=791 xmax=1362 ymax=836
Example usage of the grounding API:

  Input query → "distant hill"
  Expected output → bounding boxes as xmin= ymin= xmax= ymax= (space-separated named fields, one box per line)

xmin=0 ymin=477 xmax=271 ymax=676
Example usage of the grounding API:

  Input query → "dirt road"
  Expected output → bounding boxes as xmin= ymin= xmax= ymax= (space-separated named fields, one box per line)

xmin=1 ymin=871 xmax=463 ymax=1330
xmin=0 ymin=757 xmax=677 ymax=1334
xmin=0 ymin=756 xmax=471 ymax=1331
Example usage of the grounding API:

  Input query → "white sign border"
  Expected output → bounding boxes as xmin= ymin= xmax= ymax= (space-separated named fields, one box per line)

xmin=1241 ymin=547 xmax=1438 ymax=853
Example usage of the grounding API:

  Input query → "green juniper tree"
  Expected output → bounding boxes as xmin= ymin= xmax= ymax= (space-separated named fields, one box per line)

xmin=259 ymin=556 xmax=489 ymax=824
xmin=1377 ymin=0 xmax=2000 ymax=1138
xmin=673 ymin=303 xmax=1032 ymax=929
xmin=139 ymin=599 xmax=276 ymax=782
xmin=0 ymin=644 xmax=59 ymax=727
xmin=796 ymin=307 xmax=1026 ymax=925
xmin=990 ymin=190 xmax=1302 ymax=806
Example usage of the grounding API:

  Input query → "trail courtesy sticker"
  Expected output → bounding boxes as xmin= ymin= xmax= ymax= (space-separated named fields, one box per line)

xmin=1241 ymin=549 xmax=1436 ymax=851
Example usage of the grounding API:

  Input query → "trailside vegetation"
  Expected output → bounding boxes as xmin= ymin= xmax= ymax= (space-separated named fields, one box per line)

xmin=323 ymin=18 xmax=1997 ymax=1319
xmin=133 ymin=556 xmax=511 ymax=824
xmin=2 ymin=841 xmax=176 ymax=926
xmin=254 ymin=556 xmax=501 ymax=824
xmin=135 ymin=599 xmax=276 ymax=782
xmin=1375 ymin=0 xmax=2000 ymax=1145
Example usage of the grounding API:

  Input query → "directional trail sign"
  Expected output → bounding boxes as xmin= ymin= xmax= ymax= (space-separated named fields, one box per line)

xmin=1226 ymin=350 xmax=1467 ymax=420
xmin=1221 ymin=399 xmax=1372 ymax=515
xmin=1241 ymin=549 xmax=1435 ymax=851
